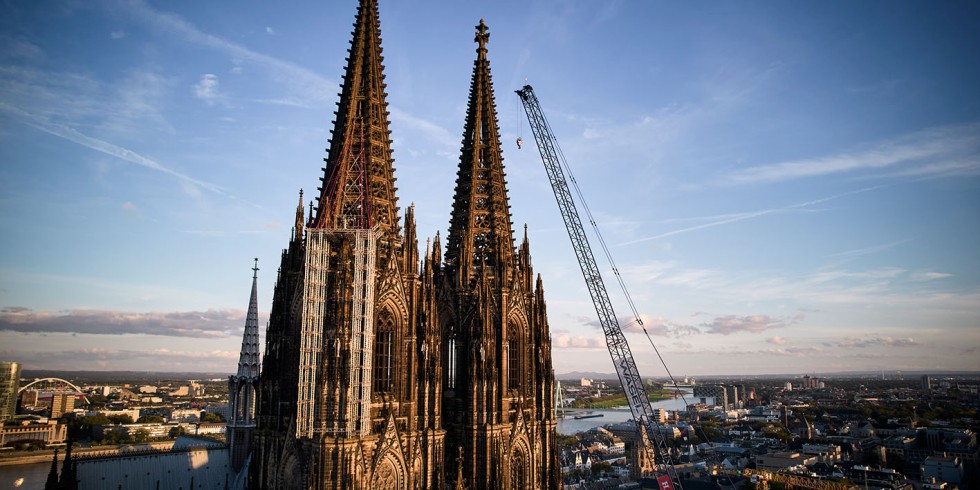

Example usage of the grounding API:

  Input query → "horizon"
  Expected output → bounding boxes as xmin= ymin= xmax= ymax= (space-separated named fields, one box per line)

xmin=16 ymin=367 xmax=980 ymax=383
xmin=1 ymin=1 xmax=979 ymax=376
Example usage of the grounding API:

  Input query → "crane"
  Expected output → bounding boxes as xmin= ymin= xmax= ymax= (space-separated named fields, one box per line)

xmin=517 ymin=84 xmax=683 ymax=490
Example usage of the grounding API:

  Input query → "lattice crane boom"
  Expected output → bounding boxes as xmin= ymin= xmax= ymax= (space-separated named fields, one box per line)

xmin=517 ymin=84 xmax=682 ymax=490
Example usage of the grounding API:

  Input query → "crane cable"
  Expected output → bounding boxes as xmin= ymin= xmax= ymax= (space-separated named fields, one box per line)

xmin=516 ymin=91 xmax=524 ymax=149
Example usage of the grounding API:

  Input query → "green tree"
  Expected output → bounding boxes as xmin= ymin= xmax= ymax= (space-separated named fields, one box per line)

xmin=201 ymin=412 xmax=225 ymax=423
xmin=763 ymin=425 xmax=793 ymax=444
xmin=137 ymin=415 xmax=165 ymax=424
xmin=78 ymin=414 xmax=111 ymax=426
xmin=558 ymin=435 xmax=579 ymax=447
xmin=132 ymin=429 xmax=150 ymax=443
xmin=107 ymin=414 xmax=134 ymax=425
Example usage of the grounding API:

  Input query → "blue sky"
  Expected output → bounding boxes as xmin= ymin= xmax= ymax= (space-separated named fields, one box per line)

xmin=1 ymin=0 xmax=978 ymax=377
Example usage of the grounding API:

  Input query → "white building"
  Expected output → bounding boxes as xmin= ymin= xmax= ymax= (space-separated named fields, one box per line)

xmin=921 ymin=456 xmax=963 ymax=484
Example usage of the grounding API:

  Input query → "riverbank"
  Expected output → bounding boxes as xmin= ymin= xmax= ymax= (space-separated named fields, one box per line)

xmin=567 ymin=388 xmax=682 ymax=409
xmin=557 ymin=396 xmax=689 ymax=434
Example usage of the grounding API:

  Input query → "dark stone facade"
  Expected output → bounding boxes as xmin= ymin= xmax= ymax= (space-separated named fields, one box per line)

xmin=244 ymin=2 xmax=559 ymax=488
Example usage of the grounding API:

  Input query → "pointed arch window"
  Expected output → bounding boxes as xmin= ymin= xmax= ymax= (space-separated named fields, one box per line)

xmin=508 ymin=323 xmax=522 ymax=391
xmin=446 ymin=326 xmax=457 ymax=390
xmin=511 ymin=447 xmax=528 ymax=488
xmin=373 ymin=311 xmax=395 ymax=394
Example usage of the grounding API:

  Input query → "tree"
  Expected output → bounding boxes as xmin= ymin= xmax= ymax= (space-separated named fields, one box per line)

xmin=107 ymin=414 xmax=134 ymax=425
xmin=200 ymin=412 xmax=225 ymax=423
xmin=591 ymin=461 xmax=613 ymax=475
xmin=136 ymin=415 xmax=165 ymax=424
xmin=132 ymin=429 xmax=151 ymax=443
xmin=77 ymin=414 xmax=110 ymax=426
xmin=763 ymin=425 xmax=793 ymax=444
xmin=558 ymin=435 xmax=579 ymax=447
xmin=697 ymin=421 xmax=723 ymax=442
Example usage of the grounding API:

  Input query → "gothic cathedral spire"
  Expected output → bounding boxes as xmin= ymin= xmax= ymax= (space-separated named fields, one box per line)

xmin=445 ymin=20 xmax=515 ymax=283
xmin=440 ymin=20 xmax=559 ymax=489
xmin=252 ymin=6 xmax=557 ymax=489
xmin=313 ymin=0 xmax=399 ymax=233
xmin=228 ymin=259 xmax=261 ymax=473
xmin=236 ymin=259 xmax=262 ymax=378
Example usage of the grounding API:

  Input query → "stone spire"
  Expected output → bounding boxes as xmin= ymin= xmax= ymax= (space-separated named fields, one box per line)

xmin=294 ymin=189 xmax=304 ymax=241
xmin=228 ymin=259 xmax=261 ymax=473
xmin=445 ymin=19 xmax=515 ymax=282
xmin=236 ymin=258 xmax=261 ymax=378
xmin=312 ymin=0 xmax=399 ymax=233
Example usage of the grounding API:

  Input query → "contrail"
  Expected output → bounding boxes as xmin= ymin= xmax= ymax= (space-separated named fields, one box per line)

xmin=1 ymin=101 xmax=234 ymax=198
xmin=620 ymin=185 xmax=883 ymax=246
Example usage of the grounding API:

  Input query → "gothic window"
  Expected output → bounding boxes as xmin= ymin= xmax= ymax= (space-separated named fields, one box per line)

xmin=446 ymin=329 xmax=457 ymax=389
xmin=374 ymin=311 xmax=395 ymax=394
xmin=508 ymin=324 xmax=522 ymax=391
xmin=511 ymin=447 xmax=527 ymax=489
xmin=371 ymin=456 xmax=401 ymax=490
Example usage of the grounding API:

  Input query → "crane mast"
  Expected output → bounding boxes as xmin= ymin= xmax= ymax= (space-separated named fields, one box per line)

xmin=517 ymin=84 xmax=682 ymax=489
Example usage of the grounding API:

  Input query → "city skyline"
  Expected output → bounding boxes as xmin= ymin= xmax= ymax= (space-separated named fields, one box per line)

xmin=1 ymin=1 xmax=979 ymax=376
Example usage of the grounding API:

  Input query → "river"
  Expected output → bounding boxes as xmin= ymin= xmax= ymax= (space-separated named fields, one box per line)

xmin=556 ymin=393 xmax=691 ymax=435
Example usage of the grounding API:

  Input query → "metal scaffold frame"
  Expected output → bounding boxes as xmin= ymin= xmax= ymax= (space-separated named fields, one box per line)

xmin=297 ymin=227 xmax=378 ymax=439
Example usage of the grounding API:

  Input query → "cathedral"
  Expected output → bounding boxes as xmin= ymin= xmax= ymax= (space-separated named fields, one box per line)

xmin=234 ymin=1 xmax=559 ymax=488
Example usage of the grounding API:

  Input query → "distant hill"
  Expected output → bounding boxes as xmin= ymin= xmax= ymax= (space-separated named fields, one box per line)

xmin=555 ymin=369 xmax=980 ymax=382
xmin=555 ymin=371 xmax=618 ymax=381
xmin=20 ymin=370 xmax=232 ymax=384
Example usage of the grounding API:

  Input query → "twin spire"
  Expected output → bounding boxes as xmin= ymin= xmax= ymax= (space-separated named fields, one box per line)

xmin=445 ymin=19 xmax=515 ymax=280
xmin=309 ymin=6 xmax=515 ymax=282
xmin=313 ymin=0 xmax=399 ymax=232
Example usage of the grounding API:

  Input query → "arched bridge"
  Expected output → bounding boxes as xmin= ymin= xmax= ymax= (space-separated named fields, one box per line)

xmin=18 ymin=377 xmax=84 ymax=393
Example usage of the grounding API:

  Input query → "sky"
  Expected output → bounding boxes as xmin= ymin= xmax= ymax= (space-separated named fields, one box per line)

xmin=1 ymin=0 xmax=978 ymax=377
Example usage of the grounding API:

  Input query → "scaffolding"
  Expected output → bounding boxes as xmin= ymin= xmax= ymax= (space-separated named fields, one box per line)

xmin=297 ymin=227 xmax=378 ymax=439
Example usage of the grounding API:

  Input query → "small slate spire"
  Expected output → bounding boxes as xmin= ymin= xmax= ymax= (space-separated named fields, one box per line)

xmin=236 ymin=259 xmax=261 ymax=378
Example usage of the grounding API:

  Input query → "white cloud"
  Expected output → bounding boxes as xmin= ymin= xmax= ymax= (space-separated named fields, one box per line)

xmin=117 ymin=0 xmax=334 ymax=105
xmin=552 ymin=334 xmax=606 ymax=349
xmin=725 ymin=122 xmax=980 ymax=185
xmin=0 ymin=346 xmax=239 ymax=372
xmin=911 ymin=271 xmax=952 ymax=281
xmin=388 ymin=106 xmax=457 ymax=152
xmin=193 ymin=73 xmax=219 ymax=104
xmin=831 ymin=336 xmax=920 ymax=349
xmin=0 ymin=306 xmax=262 ymax=338
xmin=701 ymin=314 xmax=801 ymax=335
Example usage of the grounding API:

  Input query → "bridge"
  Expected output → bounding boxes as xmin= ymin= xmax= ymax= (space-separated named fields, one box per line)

xmin=18 ymin=378 xmax=84 ymax=394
